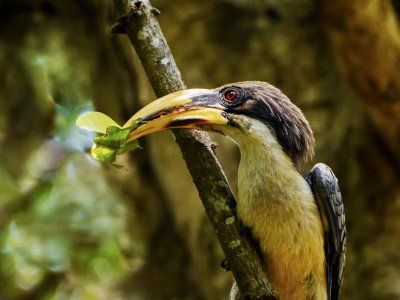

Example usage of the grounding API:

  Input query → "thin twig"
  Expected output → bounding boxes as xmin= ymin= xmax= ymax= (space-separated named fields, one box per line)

xmin=112 ymin=1 xmax=278 ymax=298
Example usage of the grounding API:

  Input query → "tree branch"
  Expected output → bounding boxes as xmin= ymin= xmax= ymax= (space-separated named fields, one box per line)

xmin=112 ymin=0 xmax=278 ymax=298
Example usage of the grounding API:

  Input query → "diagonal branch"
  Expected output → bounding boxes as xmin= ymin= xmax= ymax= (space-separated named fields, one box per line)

xmin=112 ymin=0 xmax=278 ymax=299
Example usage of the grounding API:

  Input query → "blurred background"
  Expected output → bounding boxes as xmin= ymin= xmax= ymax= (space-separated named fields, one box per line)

xmin=1 ymin=0 xmax=400 ymax=299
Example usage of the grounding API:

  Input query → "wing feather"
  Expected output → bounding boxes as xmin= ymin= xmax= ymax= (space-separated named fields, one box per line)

xmin=305 ymin=163 xmax=346 ymax=300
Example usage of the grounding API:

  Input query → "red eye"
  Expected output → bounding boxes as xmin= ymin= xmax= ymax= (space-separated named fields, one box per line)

xmin=224 ymin=90 xmax=238 ymax=101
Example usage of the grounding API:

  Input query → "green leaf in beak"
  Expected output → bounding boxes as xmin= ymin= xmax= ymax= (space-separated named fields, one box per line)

xmin=76 ymin=112 xmax=146 ymax=167
xmin=76 ymin=111 xmax=121 ymax=134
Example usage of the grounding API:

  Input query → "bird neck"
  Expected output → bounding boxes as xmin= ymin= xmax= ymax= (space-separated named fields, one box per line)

xmin=230 ymin=120 xmax=312 ymax=207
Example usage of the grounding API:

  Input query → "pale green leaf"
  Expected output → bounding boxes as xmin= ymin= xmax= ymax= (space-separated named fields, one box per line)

xmin=76 ymin=112 xmax=120 ymax=134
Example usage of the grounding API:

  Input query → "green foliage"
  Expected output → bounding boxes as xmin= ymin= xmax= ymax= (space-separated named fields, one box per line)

xmin=92 ymin=125 xmax=141 ymax=167
xmin=77 ymin=112 xmax=145 ymax=167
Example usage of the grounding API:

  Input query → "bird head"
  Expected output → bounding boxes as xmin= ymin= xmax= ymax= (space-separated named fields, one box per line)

xmin=125 ymin=81 xmax=315 ymax=169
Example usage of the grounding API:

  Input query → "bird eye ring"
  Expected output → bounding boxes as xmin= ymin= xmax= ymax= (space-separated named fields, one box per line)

xmin=220 ymin=87 xmax=245 ymax=107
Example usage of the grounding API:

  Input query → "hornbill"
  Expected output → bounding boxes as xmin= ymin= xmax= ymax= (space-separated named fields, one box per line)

xmin=124 ymin=81 xmax=346 ymax=300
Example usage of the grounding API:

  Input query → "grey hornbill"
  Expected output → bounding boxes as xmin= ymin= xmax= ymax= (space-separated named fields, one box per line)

xmin=125 ymin=81 xmax=346 ymax=300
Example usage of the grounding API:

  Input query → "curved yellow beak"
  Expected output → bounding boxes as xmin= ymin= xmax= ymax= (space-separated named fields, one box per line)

xmin=124 ymin=89 xmax=228 ymax=142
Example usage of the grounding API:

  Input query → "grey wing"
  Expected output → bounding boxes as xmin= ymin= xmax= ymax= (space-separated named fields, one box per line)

xmin=305 ymin=163 xmax=346 ymax=300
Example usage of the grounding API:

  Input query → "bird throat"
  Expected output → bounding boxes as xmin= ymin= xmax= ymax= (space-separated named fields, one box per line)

xmin=231 ymin=121 xmax=325 ymax=299
xmin=231 ymin=119 xmax=311 ymax=207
